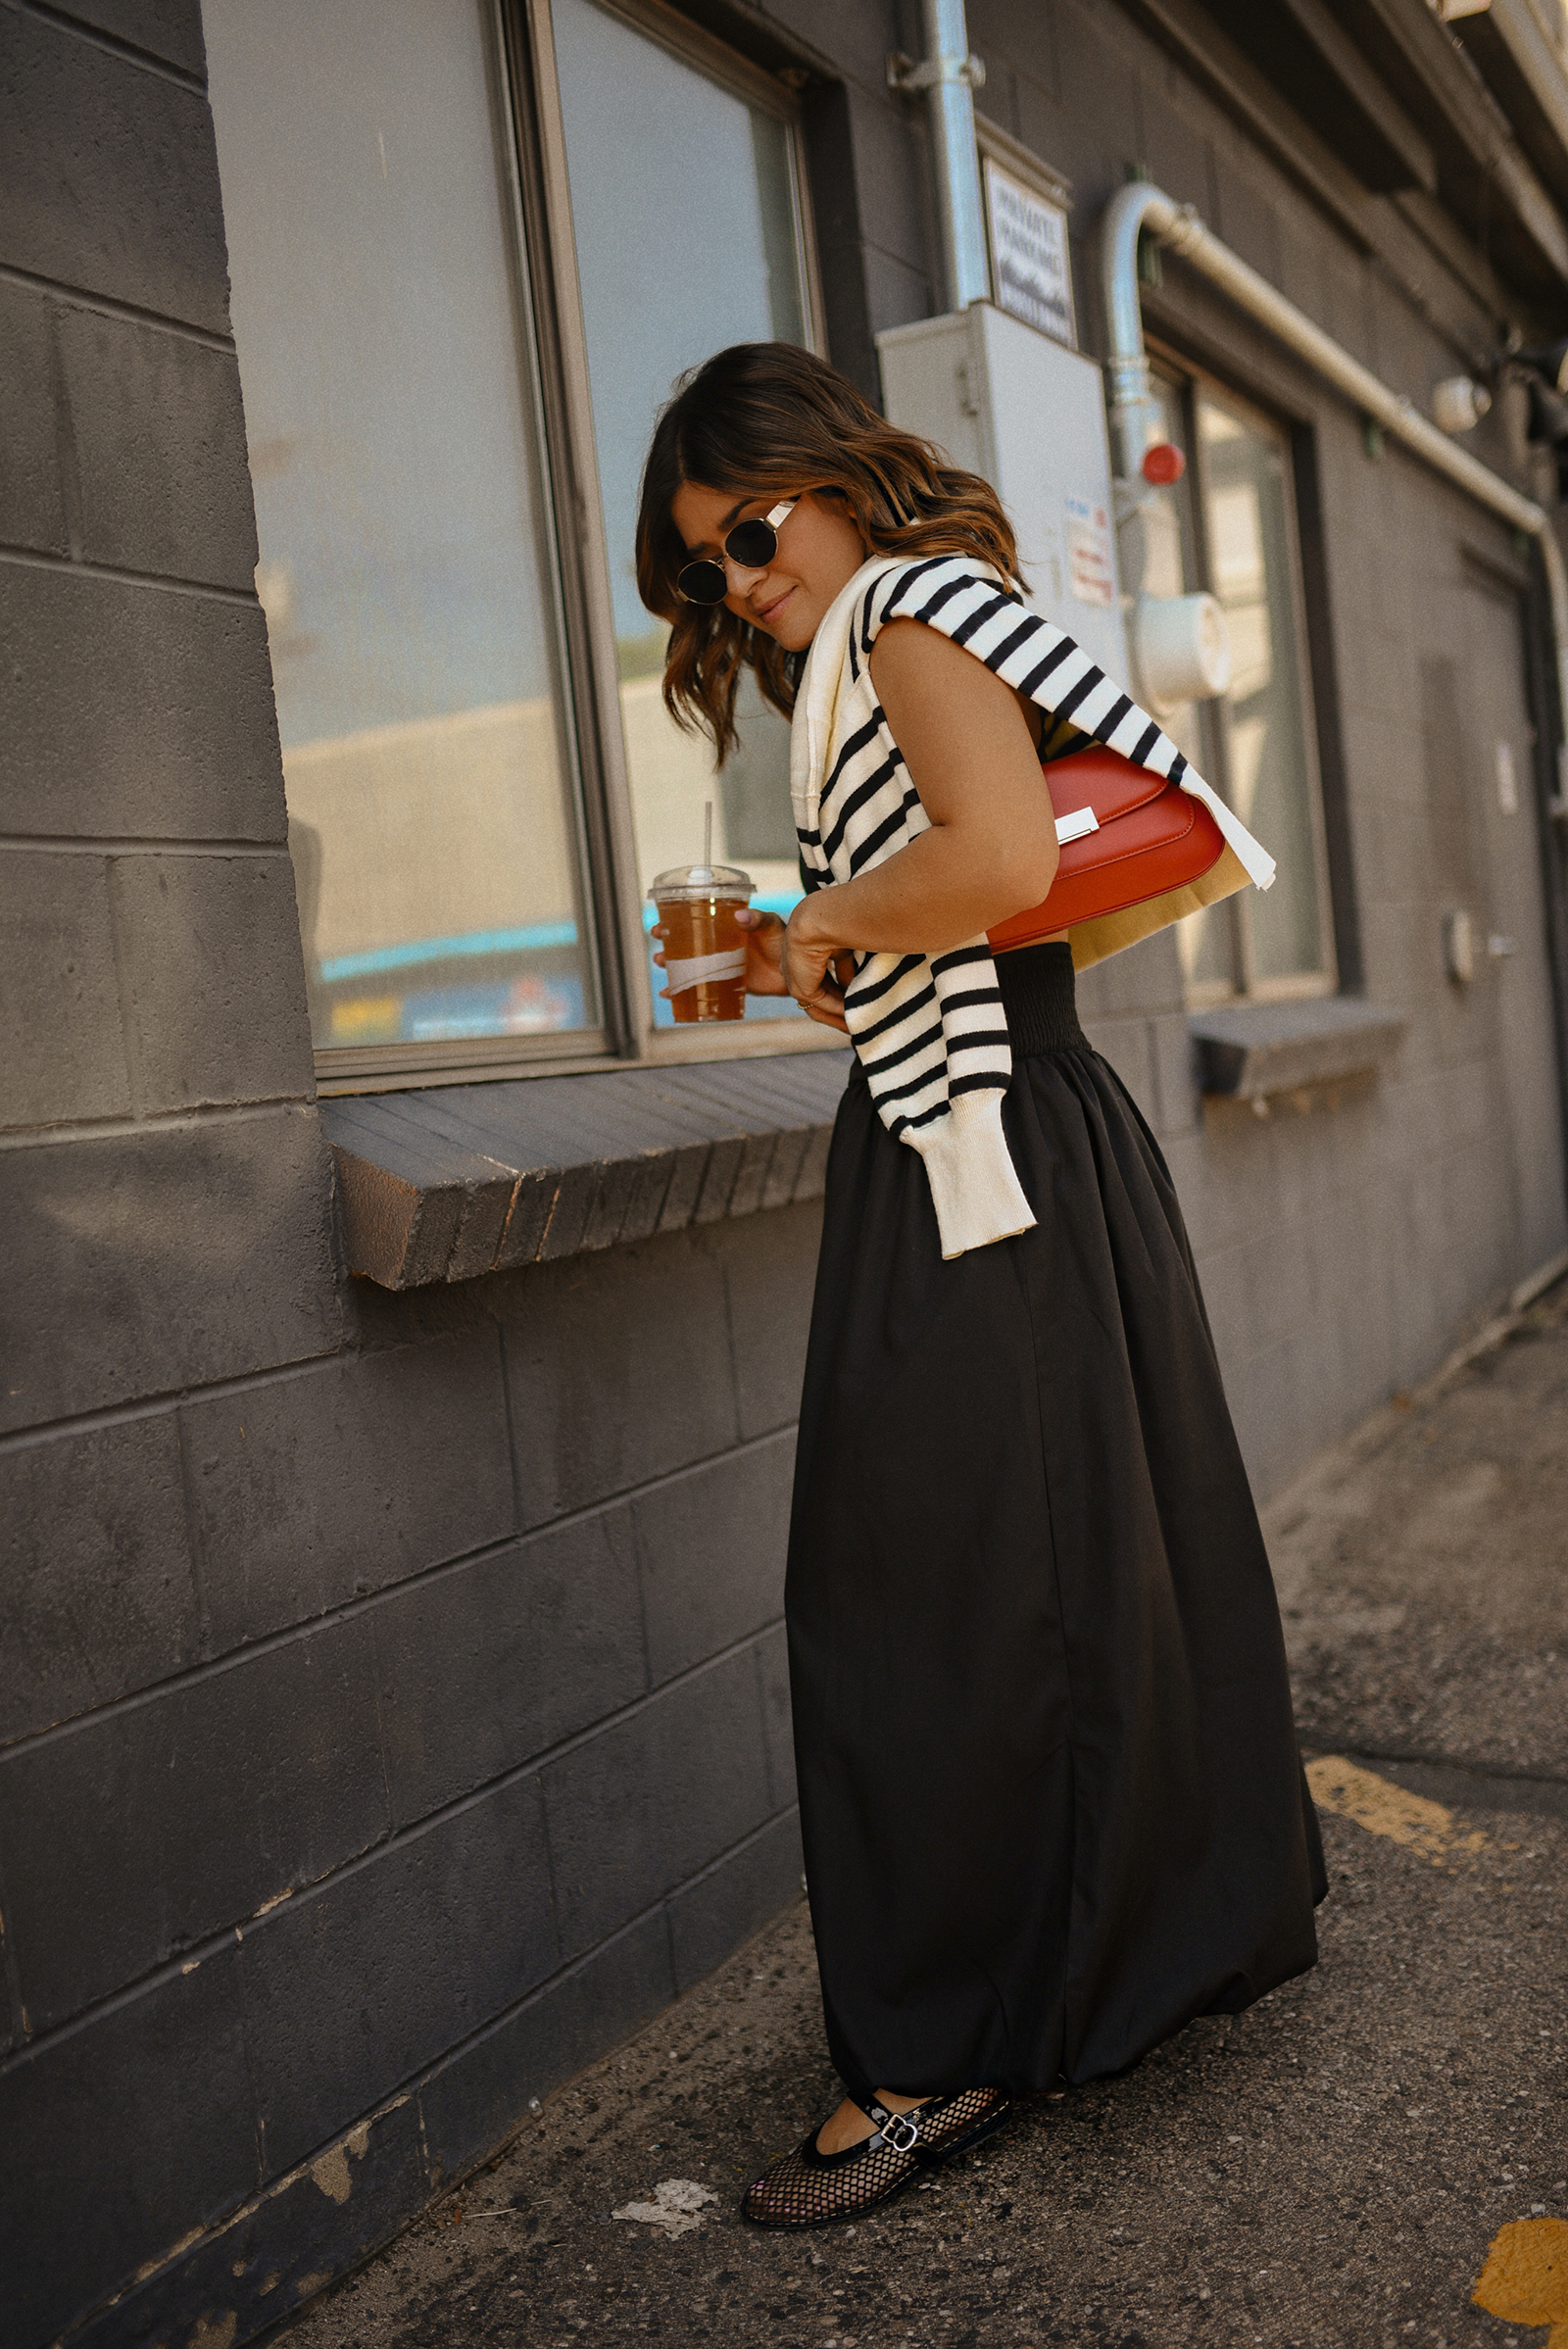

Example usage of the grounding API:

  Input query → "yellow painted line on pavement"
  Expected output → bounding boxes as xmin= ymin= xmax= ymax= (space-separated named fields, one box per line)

xmin=1304 ymin=1754 xmax=1489 ymax=1867
xmin=1473 ymin=2217 xmax=1568 ymax=2344
xmin=1302 ymin=1760 xmax=1564 ymax=2341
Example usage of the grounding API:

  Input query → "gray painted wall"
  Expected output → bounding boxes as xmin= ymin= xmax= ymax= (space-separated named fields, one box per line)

xmin=1 ymin=9 xmax=807 ymax=2341
xmin=2 ymin=1 xmax=1565 ymax=2344
xmin=832 ymin=0 xmax=1568 ymax=1490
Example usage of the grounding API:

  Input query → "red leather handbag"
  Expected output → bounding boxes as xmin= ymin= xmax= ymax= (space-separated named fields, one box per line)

xmin=987 ymin=742 xmax=1227 ymax=953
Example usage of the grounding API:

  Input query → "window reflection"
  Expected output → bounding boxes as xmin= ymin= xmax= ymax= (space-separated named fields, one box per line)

xmin=1150 ymin=371 xmax=1330 ymax=1000
xmin=205 ymin=0 xmax=598 ymax=1053
xmin=553 ymin=0 xmax=809 ymax=1025
xmin=1141 ymin=381 xmax=1235 ymax=1001
xmin=1198 ymin=397 xmax=1325 ymax=985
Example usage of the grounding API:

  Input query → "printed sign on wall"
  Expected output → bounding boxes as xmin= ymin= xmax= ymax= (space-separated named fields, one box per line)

xmin=984 ymin=158 xmax=1076 ymax=349
xmin=1065 ymin=494 xmax=1114 ymax=607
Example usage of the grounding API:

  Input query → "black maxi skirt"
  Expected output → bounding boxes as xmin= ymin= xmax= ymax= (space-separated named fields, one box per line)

xmin=785 ymin=942 xmax=1326 ymax=2107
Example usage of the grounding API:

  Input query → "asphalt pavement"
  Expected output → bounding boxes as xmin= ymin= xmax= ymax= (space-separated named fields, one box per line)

xmin=282 ymin=1276 xmax=1568 ymax=2349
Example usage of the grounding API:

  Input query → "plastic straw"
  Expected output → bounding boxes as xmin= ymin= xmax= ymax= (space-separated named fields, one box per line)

xmin=704 ymin=801 xmax=712 ymax=868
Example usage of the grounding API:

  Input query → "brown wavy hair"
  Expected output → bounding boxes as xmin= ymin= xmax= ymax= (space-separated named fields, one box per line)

xmin=635 ymin=342 xmax=1022 ymax=761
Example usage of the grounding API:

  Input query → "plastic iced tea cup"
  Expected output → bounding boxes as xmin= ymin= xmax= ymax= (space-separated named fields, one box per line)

xmin=649 ymin=862 xmax=755 ymax=1022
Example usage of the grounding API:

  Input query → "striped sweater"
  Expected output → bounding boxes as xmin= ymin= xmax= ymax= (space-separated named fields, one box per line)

xmin=789 ymin=555 xmax=1274 ymax=1259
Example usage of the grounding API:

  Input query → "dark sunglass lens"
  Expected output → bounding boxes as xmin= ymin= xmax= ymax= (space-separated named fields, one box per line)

xmin=724 ymin=517 xmax=777 ymax=567
xmin=676 ymin=559 xmax=728 ymax=605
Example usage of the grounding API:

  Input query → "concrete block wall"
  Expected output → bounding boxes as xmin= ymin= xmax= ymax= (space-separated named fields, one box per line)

xmin=3 ymin=1199 xmax=817 ymax=2349
xmin=0 ymin=0 xmax=333 ymax=1447
xmin=0 ymin=10 xmax=811 ymax=2344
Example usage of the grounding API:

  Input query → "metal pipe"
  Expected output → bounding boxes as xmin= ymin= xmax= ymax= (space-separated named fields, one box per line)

xmin=1102 ymin=179 xmax=1568 ymax=777
xmin=920 ymin=0 xmax=990 ymax=312
xmin=1103 ymin=182 xmax=1171 ymax=483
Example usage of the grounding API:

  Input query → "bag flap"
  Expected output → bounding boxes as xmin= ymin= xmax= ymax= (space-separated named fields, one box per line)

xmin=1041 ymin=743 xmax=1166 ymax=827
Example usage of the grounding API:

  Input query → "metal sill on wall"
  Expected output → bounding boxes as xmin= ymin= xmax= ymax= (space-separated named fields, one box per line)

xmin=1190 ymin=996 xmax=1408 ymax=1102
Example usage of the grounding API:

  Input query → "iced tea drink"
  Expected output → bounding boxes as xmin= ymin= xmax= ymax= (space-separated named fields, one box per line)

xmin=649 ymin=862 xmax=755 ymax=1022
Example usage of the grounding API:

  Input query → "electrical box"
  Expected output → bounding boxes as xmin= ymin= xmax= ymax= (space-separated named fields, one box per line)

xmin=875 ymin=302 xmax=1130 ymax=684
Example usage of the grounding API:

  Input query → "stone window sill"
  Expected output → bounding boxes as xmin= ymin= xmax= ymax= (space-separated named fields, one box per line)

xmin=1189 ymin=997 xmax=1408 ymax=1101
xmin=322 ymin=1052 xmax=854 ymax=1290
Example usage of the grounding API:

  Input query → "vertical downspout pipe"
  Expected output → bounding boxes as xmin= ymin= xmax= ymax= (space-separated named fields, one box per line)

xmin=919 ymin=0 xmax=990 ymax=312
xmin=1101 ymin=179 xmax=1568 ymax=782
xmin=1102 ymin=183 xmax=1174 ymax=484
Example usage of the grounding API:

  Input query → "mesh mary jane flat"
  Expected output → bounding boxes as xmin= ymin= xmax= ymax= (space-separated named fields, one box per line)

xmin=741 ymin=2084 xmax=1011 ymax=2228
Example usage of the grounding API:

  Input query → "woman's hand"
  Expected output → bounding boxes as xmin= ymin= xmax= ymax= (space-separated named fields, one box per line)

xmin=651 ymin=906 xmax=850 ymax=1026
xmin=735 ymin=905 xmax=854 ymax=1031
xmin=650 ymin=911 xmax=792 ymax=1001
xmin=730 ymin=906 xmax=789 ymax=998
xmin=787 ymin=902 xmax=857 ymax=1032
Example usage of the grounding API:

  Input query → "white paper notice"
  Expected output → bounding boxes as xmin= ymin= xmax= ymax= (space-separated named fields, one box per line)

xmin=984 ymin=159 xmax=1076 ymax=349
xmin=1065 ymin=494 xmax=1114 ymax=608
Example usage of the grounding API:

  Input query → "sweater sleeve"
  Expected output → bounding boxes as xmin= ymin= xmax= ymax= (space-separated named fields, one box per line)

xmin=827 ymin=573 xmax=1037 ymax=1256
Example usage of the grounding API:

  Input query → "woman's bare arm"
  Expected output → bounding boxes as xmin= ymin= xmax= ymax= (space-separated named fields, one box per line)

xmin=755 ymin=619 xmax=1060 ymax=1027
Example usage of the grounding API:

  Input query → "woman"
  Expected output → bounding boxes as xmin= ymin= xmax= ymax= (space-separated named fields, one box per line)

xmin=636 ymin=343 xmax=1325 ymax=2230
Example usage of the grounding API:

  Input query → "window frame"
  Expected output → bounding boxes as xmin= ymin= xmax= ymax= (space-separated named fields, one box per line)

xmin=311 ymin=0 xmax=835 ymax=1095
xmin=1148 ymin=341 xmax=1340 ymax=1009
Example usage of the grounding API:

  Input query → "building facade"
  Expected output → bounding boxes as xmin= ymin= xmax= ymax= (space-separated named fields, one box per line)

xmin=4 ymin=1 xmax=1568 ymax=2342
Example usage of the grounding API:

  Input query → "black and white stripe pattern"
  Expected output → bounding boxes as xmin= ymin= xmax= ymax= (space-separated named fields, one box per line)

xmin=795 ymin=556 xmax=1192 ymax=1156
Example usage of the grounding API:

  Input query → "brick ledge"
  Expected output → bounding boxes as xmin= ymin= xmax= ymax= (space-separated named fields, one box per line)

xmin=323 ymin=1053 xmax=853 ymax=1289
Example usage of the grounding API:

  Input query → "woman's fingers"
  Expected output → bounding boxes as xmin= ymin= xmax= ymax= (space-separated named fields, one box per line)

xmin=787 ymin=951 xmax=849 ymax=1029
xmin=780 ymin=926 xmax=852 ymax=1032
xmin=737 ymin=906 xmax=789 ymax=997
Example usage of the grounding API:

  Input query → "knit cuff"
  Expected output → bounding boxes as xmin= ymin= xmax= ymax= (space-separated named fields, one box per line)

xmin=906 ymin=1092 xmax=1037 ymax=1258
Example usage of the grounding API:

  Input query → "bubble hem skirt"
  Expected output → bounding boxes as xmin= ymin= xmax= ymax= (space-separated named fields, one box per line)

xmin=785 ymin=944 xmax=1326 ymax=2107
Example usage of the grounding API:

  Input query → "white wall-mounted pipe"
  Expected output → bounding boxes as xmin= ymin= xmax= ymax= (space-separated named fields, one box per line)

xmin=917 ymin=0 xmax=990 ymax=312
xmin=1102 ymin=179 xmax=1568 ymax=788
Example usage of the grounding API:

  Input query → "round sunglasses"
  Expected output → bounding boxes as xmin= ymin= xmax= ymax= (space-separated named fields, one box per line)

xmin=676 ymin=500 xmax=797 ymax=605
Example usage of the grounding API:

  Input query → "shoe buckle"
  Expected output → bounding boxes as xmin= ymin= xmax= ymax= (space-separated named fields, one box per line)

xmin=874 ymin=2109 xmax=922 ymax=2154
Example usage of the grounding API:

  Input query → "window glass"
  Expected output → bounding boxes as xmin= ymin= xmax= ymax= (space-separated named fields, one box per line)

xmin=1197 ymin=391 xmax=1326 ymax=986
xmin=1145 ymin=377 xmax=1236 ymax=1002
xmin=1146 ymin=368 xmax=1330 ymax=1000
xmin=205 ymin=0 xmax=599 ymax=1055
xmin=552 ymin=0 xmax=809 ymax=1024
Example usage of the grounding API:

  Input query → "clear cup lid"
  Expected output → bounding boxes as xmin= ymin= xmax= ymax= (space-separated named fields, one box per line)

xmin=647 ymin=862 xmax=754 ymax=904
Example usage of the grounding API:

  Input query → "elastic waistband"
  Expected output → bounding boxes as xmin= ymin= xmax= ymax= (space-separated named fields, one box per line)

xmin=995 ymin=941 xmax=1090 ymax=1056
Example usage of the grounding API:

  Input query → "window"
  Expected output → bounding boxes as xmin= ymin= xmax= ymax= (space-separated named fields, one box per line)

xmin=551 ymin=0 xmax=818 ymax=1026
xmin=206 ymin=0 xmax=601 ymax=1071
xmin=204 ymin=0 xmax=823 ymax=1086
xmin=1145 ymin=361 xmax=1336 ymax=1004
